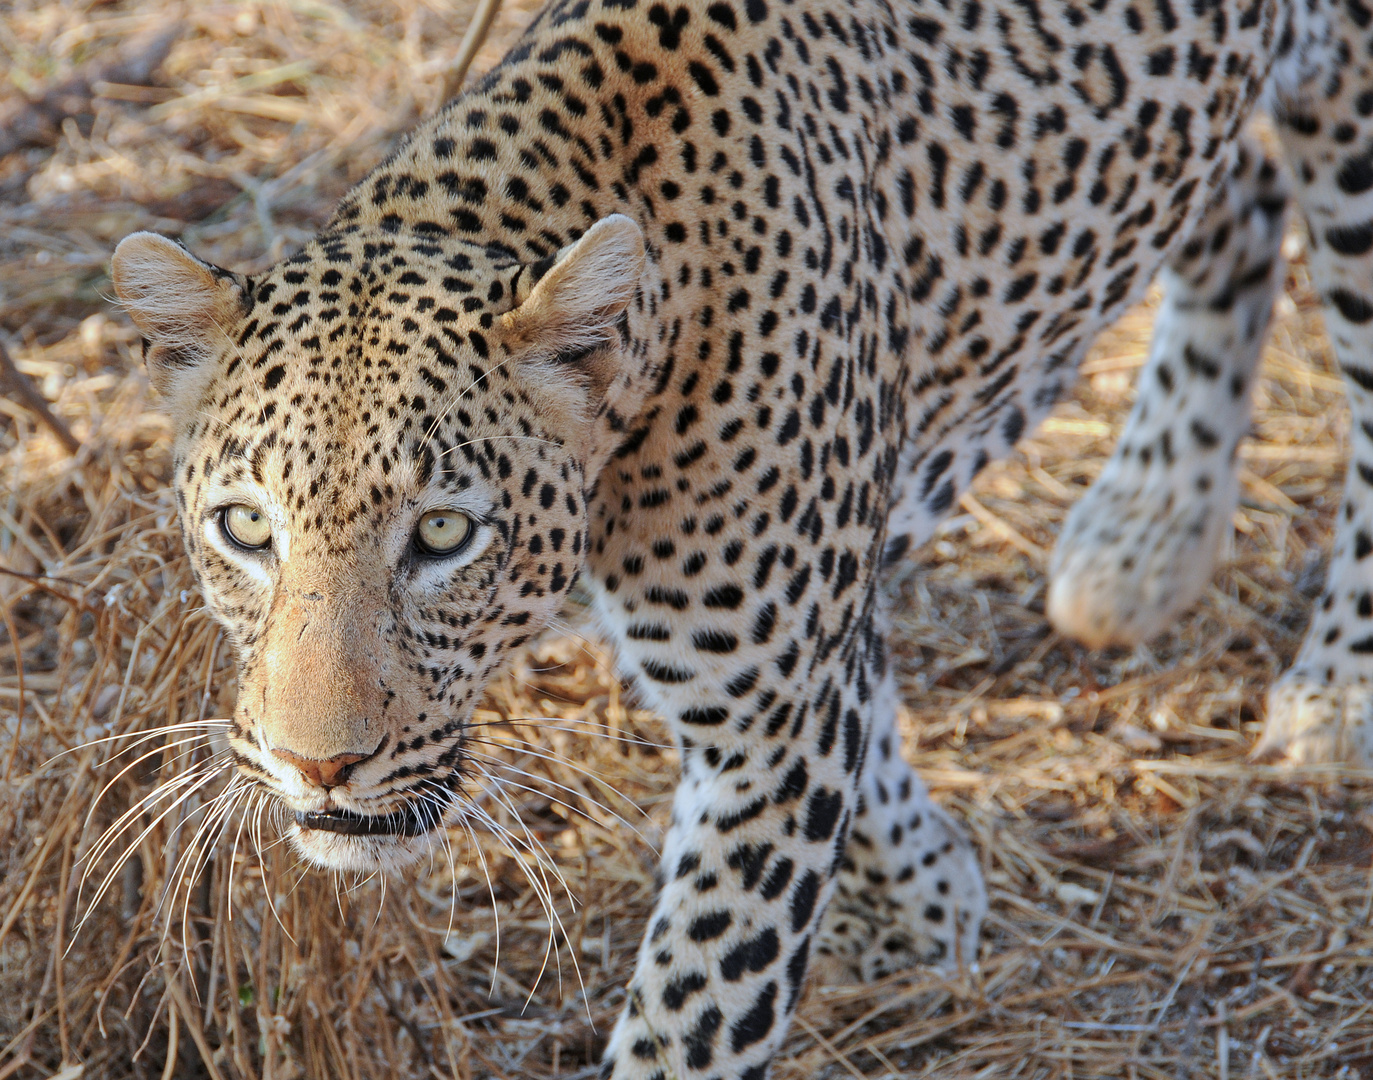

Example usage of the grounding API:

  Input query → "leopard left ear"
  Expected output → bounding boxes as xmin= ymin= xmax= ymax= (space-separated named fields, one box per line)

xmin=504 ymin=215 xmax=646 ymax=400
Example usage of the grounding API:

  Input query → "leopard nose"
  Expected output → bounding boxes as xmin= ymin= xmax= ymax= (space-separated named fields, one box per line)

xmin=271 ymin=745 xmax=377 ymax=789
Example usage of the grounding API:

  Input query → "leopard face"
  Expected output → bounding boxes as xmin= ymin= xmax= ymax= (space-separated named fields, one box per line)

xmin=114 ymin=217 xmax=648 ymax=872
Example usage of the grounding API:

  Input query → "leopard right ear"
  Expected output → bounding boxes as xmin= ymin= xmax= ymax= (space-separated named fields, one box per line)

xmin=112 ymin=232 xmax=246 ymax=404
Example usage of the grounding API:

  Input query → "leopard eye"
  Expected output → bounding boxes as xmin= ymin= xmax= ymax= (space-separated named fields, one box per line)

xmin=222 ymin=504 xmax=272 ymax=550
xmin=415 ymin=509 xmax=473 ymax=556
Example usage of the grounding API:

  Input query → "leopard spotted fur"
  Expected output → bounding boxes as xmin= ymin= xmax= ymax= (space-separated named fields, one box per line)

xmin=112 ymin=0 xmax=1373 ymax=1073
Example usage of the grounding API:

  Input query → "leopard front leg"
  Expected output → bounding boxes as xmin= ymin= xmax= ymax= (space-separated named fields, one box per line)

xmin=602 ymin=741 xmax=853 ymax=1079
xmin=815 ymin=673 xmax=984 ymax=982
xmin=1258 ymin=54 xmax=1373 ymax=766
xmin=593 ymin=589 xmax=892 ymax=1078
xmin=1047 ymin=137 xmax=1289 ymax=648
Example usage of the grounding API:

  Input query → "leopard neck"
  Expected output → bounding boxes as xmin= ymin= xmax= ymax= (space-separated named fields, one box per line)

xmin=325 ymin=0 xmax=730 ymax=263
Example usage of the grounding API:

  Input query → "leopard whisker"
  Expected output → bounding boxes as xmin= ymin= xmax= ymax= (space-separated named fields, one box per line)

xmin=422 ymin=353 xmax=524 ymax=447
xmin=254 ymin=799 xmax=298 ymax=948
xmin=457 ymin=797 xmax=566 ymax=996
xmin=451 ymin=809 xmax=503 ymax=984
xmin=81 ymin=733 xmax=226 ymax=835
xmin=435 ymin=433 xmax=562 ymax=461
xmin=245 ymin=795 xmax=286 ymax=937
xmin=225 ymin=783 xmax=267 ymax=922
xmin=461 ymin=737 xmax=651 ymax=819
xmin=166 ymin=777 xmax=250 ymax=973
xmin=461 ymin=766 xmax=575 ymax=903
xmin=333 ymin=868 xmax=345 ymax=925
xmin=165 ymin=774 xmax=246 ymax=920
xmin=460 ymin=749 xmax=655 ymax=850
xmin=436 ymin=782 xmax=564 ymax=914
xmin=283 ymin=860 xmax=313 ymax=908
xmin=48 ymin=718 xmax=229 ymax=767
xmin=459 ymin=766 xmax=587 ymax=1004
xmin=207 ymin=781 xmax=257 ymax=928
xmin=248 ymin=795 xmax=265 ymax=867
xmin=486 ymin=801 xmax=584 ymax=1008
xmin=80 ymin=743 xmax=225 ymax=860
xmin=441 ymin=818 xmax=466 ymax=946
xmin=80 ymin=751 xmax=232 ymax=889
xmin=76 ymin=755 xmax=233 ymax=934
xmin=193 ymin=407 xmax=256 ymax=444
xmin=462 ymin=716 xmax=669 ymax=750
xmin=79 ymin=764 xmax=228 ymax=918
xmin=542 ymin=616 xmax=634 ymax=681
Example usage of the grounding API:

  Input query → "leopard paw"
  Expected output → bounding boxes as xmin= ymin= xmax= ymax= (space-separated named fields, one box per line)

xmin=816 ymin=802 xmax=985 ymax=982
xmin=1047 ymin=470 xmax=1233 ymax=648
xmin=1258 ymin=669 xmax=1373 ymax=765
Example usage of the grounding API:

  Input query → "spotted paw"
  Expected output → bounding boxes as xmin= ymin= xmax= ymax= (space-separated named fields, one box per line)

xmin=1047 ymin=470 xmax=1235 ymax=649
xmin=1045 ymin=140 xmax=1285 ymax=651
xmin=816 ymin=801 xmax=985 ymax=982
xmin=1258 ymin=670 xmax=1373 ymax=765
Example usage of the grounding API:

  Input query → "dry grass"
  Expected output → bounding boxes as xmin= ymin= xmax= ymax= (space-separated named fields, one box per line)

xmin=2 ymin=2 xmax=1372 ymax=1077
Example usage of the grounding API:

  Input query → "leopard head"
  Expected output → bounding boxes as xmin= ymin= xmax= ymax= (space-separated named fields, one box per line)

xmin=113 ymin=215 xmax=648 ymax=872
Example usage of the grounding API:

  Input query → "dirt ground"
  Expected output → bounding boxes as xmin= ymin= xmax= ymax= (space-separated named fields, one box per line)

xmin=2 ymin=2 xmax=1372 ymax=1077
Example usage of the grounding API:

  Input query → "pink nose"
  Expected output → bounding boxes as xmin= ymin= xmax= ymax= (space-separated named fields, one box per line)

xmin=271 ymin=747 xmax=372 ymax=789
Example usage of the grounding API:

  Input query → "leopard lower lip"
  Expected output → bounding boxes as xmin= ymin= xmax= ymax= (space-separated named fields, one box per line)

xmin=294 ymin=802 xmax=442 ymax=838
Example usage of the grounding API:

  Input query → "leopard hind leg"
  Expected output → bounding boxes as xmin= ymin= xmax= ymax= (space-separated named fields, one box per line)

xmin=1256 ymin=44 xmax=1373 ymax=765
xmin=1047 ymin=136 xmax=1289 ymax=648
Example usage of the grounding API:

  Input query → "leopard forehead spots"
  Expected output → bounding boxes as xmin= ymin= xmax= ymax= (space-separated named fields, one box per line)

xmin=199 ymin=241 xmax=547 ymax=506
xmin=110 ymin=0 xmax=1371 ymax=1074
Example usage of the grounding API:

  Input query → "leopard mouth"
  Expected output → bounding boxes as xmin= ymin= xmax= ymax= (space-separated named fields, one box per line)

xmin=293 ymin=803 xmax=441 ymax=838
xmin=291 ymin=773 xmax=462 ymax=839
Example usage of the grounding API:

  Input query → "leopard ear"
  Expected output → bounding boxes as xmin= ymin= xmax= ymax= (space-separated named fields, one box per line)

xmin=112 ymin=232 xmax=246 ymax=404
xmin=504 ymin=214 xmax=646 ymax=400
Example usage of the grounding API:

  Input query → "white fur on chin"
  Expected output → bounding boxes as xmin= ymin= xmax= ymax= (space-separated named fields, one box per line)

xmin=287 ymin=822 xmax=438 ymax=875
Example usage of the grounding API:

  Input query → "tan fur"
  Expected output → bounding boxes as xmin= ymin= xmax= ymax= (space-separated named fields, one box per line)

xmin=501 ymin=214 xmax=650 ymax=462
xmin=254 ymin=566 xmax=395 ymax=762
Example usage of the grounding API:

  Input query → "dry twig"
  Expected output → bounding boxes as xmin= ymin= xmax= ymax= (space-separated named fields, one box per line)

xmin=0 ymin=339 xmax=78 ymax=455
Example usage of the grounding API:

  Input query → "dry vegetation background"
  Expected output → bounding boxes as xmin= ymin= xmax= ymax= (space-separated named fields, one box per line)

xmin=2 ymin=1 xmax=1372 ymax=1077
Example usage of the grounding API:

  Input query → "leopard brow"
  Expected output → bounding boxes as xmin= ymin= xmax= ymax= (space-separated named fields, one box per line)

xmin=420 ymin=350 xmax=521 ymax=447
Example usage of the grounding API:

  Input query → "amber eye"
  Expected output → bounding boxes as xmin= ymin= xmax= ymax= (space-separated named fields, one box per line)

xmin=221 ymin=504 xmax=272 ymax=550
xmin=415 ymin=509 xmax=473 ymax=556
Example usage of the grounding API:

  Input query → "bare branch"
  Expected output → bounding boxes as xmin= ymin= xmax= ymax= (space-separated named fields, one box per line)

xmin=0 ymin=340 xmax=79 ymax=456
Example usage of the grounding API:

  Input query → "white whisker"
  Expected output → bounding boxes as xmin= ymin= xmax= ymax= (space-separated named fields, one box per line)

xmin=458 ymin=765 xmax=587 ymax=1006
xmin=166 ymin=777 xmax=248 ymax=969
xmin=460 ymin=750 xmax=654 ymax=850
xmin=461 ymin=737 xmax=651 ymax=819
xmin=462 ymin=716 xmax=668 ymax=750
xmin=225 ymin=784 xmax=266 ymax=922
xmin=76 ymin=756 xmax=233 ymax=934
xmin=80 ymin=751 xmax=231 ymax=886
xmin=451 ymin=810 xmax=502 ymax=985
xmin=81 ymin=734 xmax=225 ymax=835
xmin=422 ymin=353 xmax=523 ymax=447
xmin=435 ymin=432 xmax=562 ymax=460
xmin=46 ymin=719 xmax=229 ymax=769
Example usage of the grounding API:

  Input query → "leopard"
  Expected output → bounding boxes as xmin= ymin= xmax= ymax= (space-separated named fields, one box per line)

xmin=109 ymin=0 xmax=1373 ymax=1072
